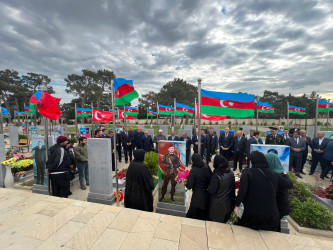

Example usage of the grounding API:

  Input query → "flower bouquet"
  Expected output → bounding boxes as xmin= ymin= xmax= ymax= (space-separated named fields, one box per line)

xmin=11 ymin=159 xmax=33 ymax=172
xmin=310 ymin=183 xmax=333 ymax=200
xmin=113 ymin=169 xmax=127 ymax=180
xmin=175 ymin=170 xmax=190 ymax=185
xmin=114 ymin=191 xmax=124 ymax=202
xmin=235 ymin=172 xmax=241 ymax=196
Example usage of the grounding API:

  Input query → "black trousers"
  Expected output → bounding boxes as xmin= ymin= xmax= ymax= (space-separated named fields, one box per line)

xmin=221 ymin=149 xmax=231 ymax=161
xmin=310 ymin=153 xmax=325 ymax=173
xmin=36 ymin=160 xmax=45 ymax=185
xmin=186 ymin=149 xmax=191 ymax=166
xmin=289 ymin=155 xmax=302 ymax=173
xmin=321 ymin=159 xmax=332 ymax=177
xmin=51 ymin=172 xmax=70 ymax=198
xmin=117 ymin=145 xmax=122 ymax=162
xmin=123 ymin=146 xmax=133 ymax=162
xmin=301 ymin=151 xmax=308 ymax=170
xmin=233 ymin=151 xmax=244 ymax=170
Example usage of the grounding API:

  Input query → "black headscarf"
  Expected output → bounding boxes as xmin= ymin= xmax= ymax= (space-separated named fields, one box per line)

xmin=213 ymin=155 xmax=229 ymax=174
xmin=191 ymin=153 xmax=204 ymax=168
xmin=134 ymin=149 xmax=145 ymax=162
xmin=250 ymin=151 xmax=269 ymax=168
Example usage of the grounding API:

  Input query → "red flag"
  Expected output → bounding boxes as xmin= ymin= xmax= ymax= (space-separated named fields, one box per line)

xmin=118 ymin=110 xmax=133 ymax=120
xmin=30 ymin=91 xmax=62 ymax=120
xmin=196 ymin=103 xmax=226 ymax=121
xmin=92 ymin=109 xmax=113 ymax=122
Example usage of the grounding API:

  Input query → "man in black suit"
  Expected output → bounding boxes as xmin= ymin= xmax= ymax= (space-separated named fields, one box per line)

xmin=116 ymin=131 xmax=122 ymax=162
xmin=232 ymin=131 xmax=247 ymax=171
xmin=309 ymin=131 xmax=330 ymax=175
xmin=168 ymin=131 xmax=179 ymax=141
xmin=192 ymin=129 xmax=205 ymax=158
xmin=299 ymin=130 xmax=312 ymax=174
xmin=206 ymin=128 xmax=218 ymax=163
xmin=133 ymin=126 xmax=144 ymax=150
xmin=289 ymin=124 xmax=300 ymax=137
xmin=141 ymin=130 xmax=154 ymax=152
xmin=121 ymin=127 xmax=134 ymax=163
xmin=180 ymin=132 xmax=192 ymax=166
xmin=219 ymin=127 xmax=234 ymax=161
xmin=282 ymin=129 xmax=290 ymax=141
xmin=286 ymin=131 xmax=306 ymax=178
xmin=247 ymin=131 xmax=260 ymax=168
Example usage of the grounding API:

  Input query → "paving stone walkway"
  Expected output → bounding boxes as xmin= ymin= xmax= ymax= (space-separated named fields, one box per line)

xmin=1 ymin=188 xmax=333 ymax=250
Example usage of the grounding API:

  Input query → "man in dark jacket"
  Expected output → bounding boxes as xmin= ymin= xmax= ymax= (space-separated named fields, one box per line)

xmin=47 ymin=136 xmax=70 ymax=198
xmin=153 ymin=129 xmax=166 ymax=153
xmin=133 ymin=126 xmax=144 ymax=150
xmin=309 ymin=131 xmax=330 ymax=175
xmin=300 ymin=130 xmax=312 ymax=174
xmin=219 ymin=127 xmax=234 ymax=160
xmin=289 ymin=124 xmax=300 ymax=137
xmin=206 ymin=128 xmax=218 ymax=163
xmin=192 ymin=129 xmax=205 ymax=158
xmin=286 ymin=131 xmax=306 ymax=178
xmin=141 ymin=130 xmax=154 ymax=152
xmin=180 ymin=132 xmax=192 ymax=166
xmin=321 ymin=140 xmax=333 ymax=180
xmin=74 ymin=137 xmax=89 ymax=189
xmin=121 ymin=127 xmax=134 ymax=163
xmin=108 ymin=131 xmax=116 ymax=170
xmin=232 ymin=131 xmax=247 ymax=171
xmin=116 ymin=131 xmax=122 ymax=162
xmin=265 ymin=127 xmax=284 ymax=145
xmin=168 ymin=131 xmax=179 ymax=141
xmin=247 ymin=131 xmax=260 ymax=167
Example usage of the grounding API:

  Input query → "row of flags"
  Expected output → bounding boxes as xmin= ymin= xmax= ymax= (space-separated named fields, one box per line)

xmin=2 ymin=77 xmax=333 ymax=122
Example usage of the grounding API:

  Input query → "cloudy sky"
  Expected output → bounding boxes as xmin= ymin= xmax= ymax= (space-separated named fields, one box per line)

xmin=1 ymin=0 xmax=333 ymax=104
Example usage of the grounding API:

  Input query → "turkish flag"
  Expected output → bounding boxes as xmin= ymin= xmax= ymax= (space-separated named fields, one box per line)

xmin=195 ymin=104 xmax=226 ymax=121
xmin=118 ymin=110 xmax=133 ymax=120
xmin=92 ymin=109 xmax=113 ymax=122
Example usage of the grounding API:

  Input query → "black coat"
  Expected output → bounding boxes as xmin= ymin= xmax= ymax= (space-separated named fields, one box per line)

xmin=125 ymin=160 xmax=154 ymax=212
xmin=186 ymin=165 xmax=212 ymax=211
xmin=133 ymin=130 xmax=144 ymax=149
xmin=180 ymin=136 xmax=192 ymax=151
xmin=121 ymin=131 xmax=134 ymax=148
xmin=236 ymin=168 xmax=280 ymax=232
xmin=233 ymin=136 xmax=247 ymax=154
xmin=192 ymin=134 xmax=206 ymax=153
xmin=167 ymin=135 xmax=180 ymax=141
xmin=141 ymin=135 xmax=154 ymax=152
xmin=206 ymin=133 xmax=218 ymax=152
xmin=311 ymin=137 xmax=330 ymax=153
xmin=208 ymin=170 xmax=235 ymax=223
xmin=47 ymin=144 xmax=71 ymax=173
xmin=276 ymin=173 xmax=293 ymax=217
xmin=219 ymin=133 xmax=234 ymax=149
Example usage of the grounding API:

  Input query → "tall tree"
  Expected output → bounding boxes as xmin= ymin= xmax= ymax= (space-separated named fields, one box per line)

xmin=22 ymin=72 xmax=54 ymax=93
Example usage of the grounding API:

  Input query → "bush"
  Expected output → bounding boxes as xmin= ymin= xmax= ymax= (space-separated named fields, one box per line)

xmin=290 ymin=198 xmax=333 ymax=230
xmin=288 ymin=172 xmax=312 ymax=202
xmin=242 ymin=121 xmax=245 ymax=125
xmin=264 ymin=122 xmax=267 ymax=126
xmin=282 ymin=122 xmax=286 ymax=126
xmin=144 ymin=151 xmax=159 ymax=176
xmin=272 ymin=122 xmax=275 ymax=126
xmin=250 ymin=121 xmax=253 ymax=126
xmin=228 ymin=121 xmax=232 ymax=125
xmin=215 ymin=122 xmax=218 ymax=125
xmin=18 ymin=134 xmax=27 ymax=141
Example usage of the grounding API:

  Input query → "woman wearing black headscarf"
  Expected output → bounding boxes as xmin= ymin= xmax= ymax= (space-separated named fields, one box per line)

xmin=208 ymin=155 xmax=235 ymax=223
xmin=125 ymin=149 xmax=154 ymax=212
xmin=235 ymin=151 xmax=280 ymax=232
xmin=186 ymin=153 xmax=212 ymax=220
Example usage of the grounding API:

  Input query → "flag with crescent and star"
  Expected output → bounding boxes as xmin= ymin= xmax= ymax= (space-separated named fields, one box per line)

xmin=257 ymin=101 xmax=275 ymax=113
xmin=113 ymin=78 xmax=139 ymax=106
xmin=92 ymin=109 xmax=113 ymax=122
xmin=118 ymin=110 xmax=133 ymax=120
xmin=29 ymin=91 xmax=62 ymax=120
xmin=175 ymin=103 xmax=195 ymax=117
xmin=124 ymin=106 xmax=139 ymax=116
xmin=77 ymin=108 xmax=92 ymax=117
xmin=318 ymin=100 xmax=332 ymax=112
xmin=288 ymin=105 xmax=306 ymax=115
xmin=201 ymin=89 xmax=255 ymax=117
xmin=147 ymin=109 xmax=157 ymax=116
xmin=158 ymin=104 xmax=174 ymax=115
xmin=195 ymin=103 xmax=226 ymax=121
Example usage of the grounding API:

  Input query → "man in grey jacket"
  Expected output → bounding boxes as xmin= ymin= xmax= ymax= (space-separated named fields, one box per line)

xmin=74 ymin=137 xmax=89 ymax=190
xmin=286 ymin=131 xmax=306 ymax=178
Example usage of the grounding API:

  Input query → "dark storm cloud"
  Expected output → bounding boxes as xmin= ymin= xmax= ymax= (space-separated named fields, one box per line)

xmin=0 ymin=0 xmax=332 ymax=103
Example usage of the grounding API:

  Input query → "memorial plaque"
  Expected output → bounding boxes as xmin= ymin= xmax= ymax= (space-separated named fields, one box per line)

xmin=159 ymin=125 xmax=169 ymax=137
xmin=178 ymin=129 xmax=192 ymax=139
xmin=9 ymin=124 xmax=19 ymax=148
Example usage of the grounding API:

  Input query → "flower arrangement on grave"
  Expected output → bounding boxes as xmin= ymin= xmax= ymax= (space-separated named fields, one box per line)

xmin=113 ymin=169 xmax=127 ymax=180
xmin=114 ymin=191 xmax=124 ymax=202
xmin=310 ymin=183 xmax=333 ymax=200
xmin=175 ymin=170 xmax=190 ymax=185
xmin=15 ymin=171 xmax=27 ymax=177
xmin=11 ymin=159 xmax=33 ymax=172
xmin=1 ymin=158 xmax=18 ymax=167
xmin=235 ymin=172 xmax=241 ymax=196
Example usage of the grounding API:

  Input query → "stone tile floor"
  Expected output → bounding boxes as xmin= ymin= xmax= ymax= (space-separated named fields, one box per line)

xmin=1 ymin=188 xmax=333 ymax=250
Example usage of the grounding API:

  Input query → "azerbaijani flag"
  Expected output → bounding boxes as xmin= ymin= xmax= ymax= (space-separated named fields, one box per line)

xmin=2 ymin=112 xmax=11 ymax=118
xmin=124 ymin=106 xmax=139 ymax=116
xmin=109 ymin=109 xmax=118 ymax=115
xmin=113 ymin=78 xmax=139 ymax=106
xmin=1 ymin=107 xmax=7 ymax=113
xmin=77 ymin=108 xmax=92 ymax=117
xmin=24 ymin=103 xmax=36 ymax=115
xmin=175 ymin=103 xmax=195 ymax=117
xmin=147 ymin=109 xmax=157 ymax=116
xmin=318 ymin=100 xmax=331 ymax=112
xmin=288 ymin=105 xmax=306 ymax=115
xmin=195 ymin=103 xmax=226 ymax=121
xmin=257 ymin=101 xmax=275 ymax=113
xmin=201 ymin=89 xmax=255 ymax=117
xmin=30 ymin=91 xmax=62 ymax=120
xmin=158 ymin=104 xmax=175 ymax=115
xmin=14 ymin=111 xmax=25 ymax=117
xmin=24 ymin=106 xmax=30 ymax=112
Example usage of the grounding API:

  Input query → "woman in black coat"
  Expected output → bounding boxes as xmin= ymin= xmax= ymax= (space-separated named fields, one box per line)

xmin=125 ymin=149 xmax=154 ymax=212
xmin=208 ymin=155 xmax=235 ymax=223
xmin=186 ymin=153 xmax=212 ymax=220
xmin=235 ymin=151 xmax=280 ymax=232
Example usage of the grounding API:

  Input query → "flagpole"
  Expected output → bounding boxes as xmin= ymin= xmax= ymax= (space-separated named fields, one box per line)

xmin=287 ymin=102 xmax=290 ymax=131
xmin=146 ymin=108 xmax=148 ymax=125
xmin=91 ymin=103 xmax=94 ymax=137
xmin=256 ymin=98 xmax=259 ymax=131
xmin=75 ymin=103 xmax=78 ymax=138
xmin=197 ymin=78 xmax=202 ymax=156
xmin=194 ymin=98 xmax=197 ymax=127
xmin=123 ymin=106 xmax=126 ymax=127
xmin=157 ymin=102 xmax=159 ymax=128
xmin=0 ymin=106 xmax=3 ymax=134
xmin=327 ymin=99 xmax=330 ymax=130
xmin=315 ymin=95 xmax=319 ymax=134
xmin=111 ymin=79 xmax=119 ymax=206
xmin=173 ymin=98 xmax=176 ymax=130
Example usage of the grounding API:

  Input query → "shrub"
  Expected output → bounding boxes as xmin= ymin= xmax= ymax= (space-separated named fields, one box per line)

xmin=144 ymin=151 xmax=159 ymax=176
xmin=264 ymin=122 xmax=267 ymax=126
xmin=272 ymin=122 xmax=275 ymax=126
xmin=290 ymin=198 xmax=333 ymax=230
xmin=288 ymin=172 xmax=312 ymax=202
xmin=242 ymin=121 xmax=245 ymax=125
xmin=19 ymin=134 xmax=27 ymax=140
xmin=250 ymin=121 xmax=253 ymax=126
xmin=215 ymin=122 xmax=218 ymax=125
xmin=282 ymin=121 xmax=286 ymax=125
xmin=228 ymin=121 xmax=232 ymax=125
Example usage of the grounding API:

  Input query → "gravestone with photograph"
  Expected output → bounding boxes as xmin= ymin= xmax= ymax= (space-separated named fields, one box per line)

xmin=159 ymin=125 xmax=169 ymax=136
xmin=87 ymin=138 xmax=115 ymax=205
xmin=178 ymin=129 xmax=192 ymax=139
xmin=0 ymin=135 xmax=6 ymax=188
xmin=212 ymin=125 xmax=221 ymax=138
xmin=184 ymin=125 xmax=193 ymax=132
xmin=9 ymin=124 xmax=19 ymax=149
xmin=307 ymin=126 xmax=320 ymax=139
xmin=29 ymin=126 xmax=41 ymax=136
